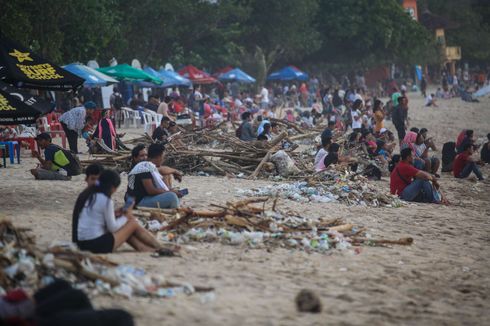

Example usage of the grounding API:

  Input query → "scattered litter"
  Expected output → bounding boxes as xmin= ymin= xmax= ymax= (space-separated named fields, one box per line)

xmin=0 ymin=220 xmax=213 ymax=298
xmin=237 ymin=173 xmax=405 ymax=207
xmin=133 ymin=198 xmax=413 ymax=254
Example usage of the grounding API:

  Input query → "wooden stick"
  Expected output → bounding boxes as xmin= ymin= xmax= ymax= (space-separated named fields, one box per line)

xmin=249 ymin=151 xmax=272 ymax=179
xmin=352 ymin=237 xmax=414 ymax=246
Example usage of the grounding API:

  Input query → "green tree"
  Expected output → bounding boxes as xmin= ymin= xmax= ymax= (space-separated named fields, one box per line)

xmin=420 ymin=0 xmax=490 ymax=63
xmin=240 ymin=0 xmax=321 ymax=86
xmin=312 ymin=0 xmax=436 ymax=68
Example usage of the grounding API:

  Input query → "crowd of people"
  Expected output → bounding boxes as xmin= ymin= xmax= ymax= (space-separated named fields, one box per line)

xmin=22 ymin=71 xmax=489 ymax=256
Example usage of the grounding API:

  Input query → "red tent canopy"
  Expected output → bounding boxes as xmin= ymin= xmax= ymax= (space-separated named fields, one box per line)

xmin=178 ymin=65 xmax=217 ymax=84
xmin=213 ymin=66 xmax=233 ymax=78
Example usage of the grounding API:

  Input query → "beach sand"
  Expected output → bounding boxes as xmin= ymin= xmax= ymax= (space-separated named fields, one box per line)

xmin=1 ymin=92 xmax=489 ymax=325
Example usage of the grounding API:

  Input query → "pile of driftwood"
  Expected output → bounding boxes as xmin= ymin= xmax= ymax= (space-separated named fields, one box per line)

xmin=134 ymin=197 xmax=413 ymax=252
xmin=82 ymin=123 xmax=311 ymax=178
xmin=0 ymin=220 xmax=212 ymax=297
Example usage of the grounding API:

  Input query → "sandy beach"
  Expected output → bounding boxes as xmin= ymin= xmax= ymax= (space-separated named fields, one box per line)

xmin=1 ymin=92 xmax=489 ymax=325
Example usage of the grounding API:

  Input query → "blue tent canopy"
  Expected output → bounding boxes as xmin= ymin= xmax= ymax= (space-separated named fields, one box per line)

xmin=267 ymin=66 xmax=309 ymax=81
xmin=63 ymin=63 xmax=118 ymax=87
xmin=219 ymin=68 xmax=256 ymax=84
xmin=157 ymin=69 xmax=192 ymax=88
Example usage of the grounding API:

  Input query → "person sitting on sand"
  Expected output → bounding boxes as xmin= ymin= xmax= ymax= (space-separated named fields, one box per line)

xmin=481 ymin=133 xmax=490 ymax=164
xmin=414 ymin=132 xmax=440 ymax=176
xmin=419 ymin=128 xmax=437 ymax=151
xmin=257 ymin=123 xmax=272 ymax=141
xmin=85 ymin=163 xmax=104 ymax=187
xmin=237 ymin=111 xmax=256 ymax=141
xmin=457 ymin=129 xmax=475 ymax=153
xmin=321 ymin=121 xmax=336 ymax=143
xmin=425 ymin=94 xmax=439 ymax=108
xmin=152 ymin=116 xmax=171 ymax=142
xmin=372 ymin=99 xmax=385 ymax=134
xmin=315 ymin=135 xmax=331 ymax=172
xmin=130 ymin=144 xmax=147 ymax=169
xmin=73 ymin=169 xmax=162 ymax=253
xmin=453 ymin=143 xmax=484 ymax=181
xmin=390 ymin=148 xmax=443 ymax=203
xmin=31 ymin=133 xmax=72 ymax=181
xmin=127 ymin=143 xmax=181 ymax=209
xmin=401 ymin=131 xmax=427 ymax=171
xmin=321 ymin=143 xmax=358 ymax=171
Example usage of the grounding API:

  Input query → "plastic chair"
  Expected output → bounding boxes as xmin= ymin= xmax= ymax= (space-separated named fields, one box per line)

xmin=14 ymin=137 xmax=38 ymax=155
xmin=140 ymin=112 xmax=155 ymax=134
xmin=0 ymin=144 xmax=6 ymax=167
xmin=36 ymin=117 xmax=50 ymax=133
xmin=0 ymin=141 xmax=20 ymax=164
xmin=121 ymin=107 xmax=139 ymax=128
xmin=46 ymin=112 xmax=62 ymax=138
xmin=144 ymin=110 xmax=163 ymax=128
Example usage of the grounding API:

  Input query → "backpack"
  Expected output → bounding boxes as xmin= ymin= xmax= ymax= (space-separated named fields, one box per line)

xmin=114 ymin=94 xmax=124 ymax=110
xmin=52 ymin=145 xmax=82 ymax=176
xmin=363 ymin=164 xmax=382 ymax=180
xmin=441 ymin=141 xmax=456 ymax=172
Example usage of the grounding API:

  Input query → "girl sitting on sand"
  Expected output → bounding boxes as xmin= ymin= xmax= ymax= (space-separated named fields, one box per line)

xmin=72 ymin=169 xmax=162 ymax=254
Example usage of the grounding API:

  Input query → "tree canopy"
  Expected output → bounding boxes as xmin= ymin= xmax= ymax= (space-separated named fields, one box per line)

xmin=1 ymin=0 xmax=485 ymax=77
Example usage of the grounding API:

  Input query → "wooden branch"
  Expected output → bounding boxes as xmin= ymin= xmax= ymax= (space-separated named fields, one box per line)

xmin=249 ymin=151 xmax=272 ymax=179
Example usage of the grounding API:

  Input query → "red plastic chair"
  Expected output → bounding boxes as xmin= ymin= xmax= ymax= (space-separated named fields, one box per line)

xmin=46 ymin=112 xmax=62 ymax=138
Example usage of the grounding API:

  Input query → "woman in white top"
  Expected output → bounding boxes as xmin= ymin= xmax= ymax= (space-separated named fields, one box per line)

xmin=72 ymin=169 xmax=161 ymax=254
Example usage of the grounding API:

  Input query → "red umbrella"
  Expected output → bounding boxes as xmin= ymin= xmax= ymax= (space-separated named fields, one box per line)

xmin=213 ymin=66 xmax=233 ymax=78
xmin=178 ymin=65 xmax=217 ymax=84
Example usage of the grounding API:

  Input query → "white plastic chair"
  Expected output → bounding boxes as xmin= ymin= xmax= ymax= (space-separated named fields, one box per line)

xmin=144 ymin=110 xmax=162 ymax=129
xmin=121 ymin=107 xmax=138 ymax=128
xmin=140 ymin=111 xmax=155 ymax=134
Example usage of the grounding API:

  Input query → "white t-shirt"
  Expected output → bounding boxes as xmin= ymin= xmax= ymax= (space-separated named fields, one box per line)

xmin=453 ymin=76 xmax=458 ymax=86
xmin=314 ymin=148 xmax=329 ymax=171
xmin=351 ymin=110 xmax=362 ymax=129
xmin=425 ymin=94 xmax=433 ymax=106
xmin=261 ymin=87 xmax=269 ymax=104
xmin=77 ymin=193 xmax=128 ymax=241
xmin=194 ymin=91 xmax=203 ymax=101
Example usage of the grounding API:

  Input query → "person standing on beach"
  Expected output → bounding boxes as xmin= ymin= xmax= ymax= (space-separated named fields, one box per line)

xmin=59 ymin=101 xmax=96 ymax=153
xmin=420 ymin=76 xmax=427 ymax=97
xmin=392 ymin=96 xmax=409 ymax=143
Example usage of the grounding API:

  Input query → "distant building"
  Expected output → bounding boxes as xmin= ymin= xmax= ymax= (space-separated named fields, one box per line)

xmin=401 ymin=0 xmax=418 ymax=20
xmin=419 ymin=9 xmax=461 ymax=75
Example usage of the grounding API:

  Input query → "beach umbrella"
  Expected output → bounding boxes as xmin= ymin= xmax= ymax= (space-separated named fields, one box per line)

xmin=213 ymin=66 xmax=233 ymax=78
xmin=158 ymin=69 xmax=192 ymax=88
xmin=0 ymin=80 xmax=52 ymax=125
xmin=178 ymin=65 xmax=217 ymax=84
xmin=63 ymin=63 xmax=118 ymax=87
xmin=131 ymin=67 xmax=166 ymax=88
xmin=0 ymin=34 xmax=85 ymax=90
xmin=97 ymin=64 xmax=162 ymax=85
xmin=267 ymin=66 xmax=309 ymax=81
xmin=219 ymin=68 xmax=256 ymax=84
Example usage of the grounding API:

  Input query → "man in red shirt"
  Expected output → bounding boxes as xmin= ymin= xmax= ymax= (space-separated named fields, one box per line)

xmin=453 ymin=143 xmax=484 ymax=180
xmin=390 ymin=148 xmax=440 ymax=203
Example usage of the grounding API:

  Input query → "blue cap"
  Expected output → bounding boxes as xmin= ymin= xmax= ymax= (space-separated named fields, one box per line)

xmin=84 ymin=101 xmax=97 ymax=109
